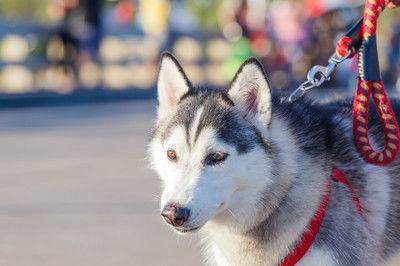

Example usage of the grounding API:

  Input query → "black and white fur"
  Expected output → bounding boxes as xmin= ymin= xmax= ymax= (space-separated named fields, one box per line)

xmin=148 ymin=53 xmax=400 ymax=265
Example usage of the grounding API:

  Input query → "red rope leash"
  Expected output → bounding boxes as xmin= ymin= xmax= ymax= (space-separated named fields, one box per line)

xmin=336 ymin=36 xmax=355 ymax=59
xmin=336 ymin=0 xmax=400 ymax=165
xmin=353 ymin=80 xmax=399 ymax=165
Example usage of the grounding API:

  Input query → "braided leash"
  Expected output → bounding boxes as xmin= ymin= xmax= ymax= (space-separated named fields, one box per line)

xmin=353 ymin=80 xmax=399 ymax=165
xmin=343 ymin=0 xmax=399 ymax=165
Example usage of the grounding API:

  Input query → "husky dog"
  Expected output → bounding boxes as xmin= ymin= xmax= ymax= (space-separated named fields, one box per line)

xmin=148 ymin=53 xmax=400 ymax=265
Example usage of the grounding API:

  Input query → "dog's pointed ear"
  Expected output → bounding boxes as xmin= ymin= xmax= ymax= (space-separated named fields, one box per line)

xmin=228 ymin=58 xmax=272 ymax=128
xmin=157 ymin=52 xmax=191 ymax=120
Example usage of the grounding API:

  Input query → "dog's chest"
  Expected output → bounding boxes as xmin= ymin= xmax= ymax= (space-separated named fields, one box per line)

xmin=205 ymin=229 xmax=281 ymax=266
xmin=207 ymin=232 xmax=338 ymax=266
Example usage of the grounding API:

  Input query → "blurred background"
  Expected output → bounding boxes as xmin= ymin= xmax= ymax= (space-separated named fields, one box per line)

xmin=0 ymin=0 xmax=400 ymax=101
xmin=0 ymin=0 xmax=400 ymax=265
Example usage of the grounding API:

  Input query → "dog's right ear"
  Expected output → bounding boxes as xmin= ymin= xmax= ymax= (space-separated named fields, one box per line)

xmin=157 ymin=53 xmax=191 ymax=120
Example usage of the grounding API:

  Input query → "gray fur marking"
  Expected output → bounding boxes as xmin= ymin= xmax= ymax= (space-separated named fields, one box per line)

xmin=159 ymin=89 xmax=271 ymax=155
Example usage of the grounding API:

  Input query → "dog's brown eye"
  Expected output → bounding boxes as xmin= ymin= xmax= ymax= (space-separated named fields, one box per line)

xmin=205 ymin=152 xmax=228 ymax=165
xmin=167 ymin=149 xmax=177 ymax=161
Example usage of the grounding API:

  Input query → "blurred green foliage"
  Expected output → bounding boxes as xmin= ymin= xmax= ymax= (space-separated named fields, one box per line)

xmin=184 ymin=0 xmax=222 ymax=29
xmin=0 ymin=0 xmax=48 ymax=22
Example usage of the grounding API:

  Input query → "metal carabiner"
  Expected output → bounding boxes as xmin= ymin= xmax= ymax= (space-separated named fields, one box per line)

xmin=288 ymin=50 xmax=352 ymax=103
xmin=288 ymin=80 xmax=317 ymax=102
xmin=307 ymin=65 xmax=328 ymax=85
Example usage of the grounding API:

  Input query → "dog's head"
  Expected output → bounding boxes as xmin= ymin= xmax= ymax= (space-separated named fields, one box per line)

xmin=149 ymin=53 xmax=281 ymax=234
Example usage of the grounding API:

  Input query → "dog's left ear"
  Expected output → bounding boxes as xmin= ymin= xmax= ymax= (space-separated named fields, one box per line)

xmin=228 ymin=58 xmax=272 ymax=128
xmin=157 ymin=52 xmax=192 ymax=120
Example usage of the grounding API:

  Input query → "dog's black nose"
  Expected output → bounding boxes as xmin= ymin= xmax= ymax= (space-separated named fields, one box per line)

xmin=161 ymin=203 xmax=190 ymax=227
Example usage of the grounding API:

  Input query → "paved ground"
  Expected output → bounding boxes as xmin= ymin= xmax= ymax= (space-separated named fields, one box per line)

xmin=0 ymin=100 xmax=203 ymax=266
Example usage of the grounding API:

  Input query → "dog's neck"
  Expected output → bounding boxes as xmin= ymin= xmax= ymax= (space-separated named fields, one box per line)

xmin=201 ymin=117 xmax=332 ymax=265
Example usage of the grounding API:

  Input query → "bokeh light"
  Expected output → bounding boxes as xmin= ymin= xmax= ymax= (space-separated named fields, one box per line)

xmin=1 ymin=35 xmax=29 ymax=62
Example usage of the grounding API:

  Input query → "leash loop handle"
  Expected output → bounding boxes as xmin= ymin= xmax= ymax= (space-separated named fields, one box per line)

xmin=353 ymin=0 xmax=400 ymax=165
xmin=354 ymin=80 xmax=400 ymax=165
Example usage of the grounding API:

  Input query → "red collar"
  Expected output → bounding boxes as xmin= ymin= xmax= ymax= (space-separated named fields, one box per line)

xmin=279 ymin=168 xmax=362 ymax=266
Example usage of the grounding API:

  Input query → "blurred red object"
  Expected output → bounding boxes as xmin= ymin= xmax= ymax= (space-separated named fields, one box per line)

xmin=115 ymin=0 xmax=135 ymax=25
xmin=305 ymin=0 xmax=326 ymax=18
xmin=249 ymin=32 xmax=269 ymax=56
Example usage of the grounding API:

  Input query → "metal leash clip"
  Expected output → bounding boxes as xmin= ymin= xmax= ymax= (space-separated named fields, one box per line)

xmin=288 ymin=50 xmax=352 ymax=102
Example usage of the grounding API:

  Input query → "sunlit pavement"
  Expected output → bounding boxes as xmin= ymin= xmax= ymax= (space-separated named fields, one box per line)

xmin=0 ymin=100 xmax=202 ymax=266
